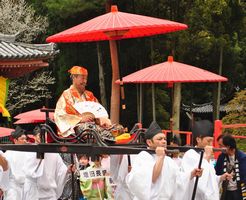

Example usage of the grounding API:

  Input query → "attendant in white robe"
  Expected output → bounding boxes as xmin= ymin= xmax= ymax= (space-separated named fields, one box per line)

xmin=110 ymin=154 xmax=136 ymax=200
xmin=126 ymin=121 xmax=203 ymax=200
xmin=0 ymin=151 xmax=9 ymax=193
xmin=180 ymin=120 xmax=232 ymax=200
xmin=23 ymin=152 xmax=69 ymax=200
xmin=22 ymin=127 xmax=74 ymax=200
xmin=4 ymin=126 xmax=28 ymax=200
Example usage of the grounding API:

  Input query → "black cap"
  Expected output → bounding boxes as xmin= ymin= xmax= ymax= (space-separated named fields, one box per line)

xmin=144 ymin=121 xmax=162 ymax=140
xmin=11 ymin=126 xmax=26 ymax=139
xmin=33 ymin=126 xmax=41 ymax=136
xmin=192 ymin=120 xmax=214 ymax=139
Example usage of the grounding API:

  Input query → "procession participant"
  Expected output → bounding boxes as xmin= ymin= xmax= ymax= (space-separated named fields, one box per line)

xmin=215 ymin=134 xmax=246 ymax=200
xmin=170 ymin=135 xmax=182 ymax=167
xmin=78 ymin=154 xmax=90 ymax=170
xmin=0 ymin=151 xmax=9 ymax=196
xmin=180 ymin=120 xmax=232 ymax=200
xmin=80 ymin=155 xmax=114 ymax=200
xmin=110 ymin=154 xmax=135 ymax=200
xmin=22 ymin=127 xmax=75 ymax=200
xmin=4 ymin=126 xmax=27 ymax=200
xmin=217 ymin=134 xmax=225 ymax=148
xmin=125 ymin=121 xmax=203 ymax=200
xmin=54 ymin=66 xmax=111 ymax=137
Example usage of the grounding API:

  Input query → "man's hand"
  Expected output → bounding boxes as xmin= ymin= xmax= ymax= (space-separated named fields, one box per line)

xmin=67 ymin=164 xmax=76 ymax=173
xmin=220 ymin=172 xmax=233 ymax=182
xmin=155 ymin=146 xmax=166 ymax=158
xmin=204 ymin=146 xmax=213 ymax=161
xmin=190 ymin=168 xmax=203 ymax=180
xmin=152 ymin=147 xmax=165 ymax=183
xmin=80 ymin=112 xmax=95 ymax=123
xmin=97 ymin=117 xmax=112 ymax=128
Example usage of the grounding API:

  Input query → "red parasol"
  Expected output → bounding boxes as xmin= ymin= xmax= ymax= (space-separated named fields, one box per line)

xmin=117 ymin=56 xmax=228 ymax=83
xmin=14 ymin=108 xmax=54 ymax=124
xmin=0 ymin=127 xmax=14 ymax=137
xmin=14 ymin=118 xmax=45 ymax=124
xmin=46 ymin=6 xmax=187 ymax=42
xmin=116 ymin=56 xmax=228 ymax=128
xmin=46 ymin=5 xmax=188 ymax=124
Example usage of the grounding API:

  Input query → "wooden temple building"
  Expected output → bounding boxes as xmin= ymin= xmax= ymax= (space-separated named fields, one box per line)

xmin=0 ymin=33 xmax=59 ymax=117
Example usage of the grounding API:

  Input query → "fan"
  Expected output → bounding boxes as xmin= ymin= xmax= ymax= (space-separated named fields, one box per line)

xmin=73 ymin=101 xmax=109 ymax=118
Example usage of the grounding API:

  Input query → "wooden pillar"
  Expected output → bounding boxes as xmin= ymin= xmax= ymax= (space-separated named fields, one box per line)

xmin=172 ymin=83 xmax=181 ymax=131
xmin=109 ymin=40 xmax=120 ymax=124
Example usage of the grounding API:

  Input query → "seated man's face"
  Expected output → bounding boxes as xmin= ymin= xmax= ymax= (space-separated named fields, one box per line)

xmin=73 ymin=74 xmax=88 ymax=92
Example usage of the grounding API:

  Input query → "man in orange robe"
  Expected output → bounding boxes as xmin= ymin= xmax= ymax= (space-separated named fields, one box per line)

xmin=54 ymin=66 xmax=111 ymax=137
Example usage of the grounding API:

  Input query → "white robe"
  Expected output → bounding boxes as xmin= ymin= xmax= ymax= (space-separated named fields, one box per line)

xmin=110 ymin=155 xmax=136 ymax=200
xmin=125 ymin=151 xmax=191 ymax=200
xmin=180 ymin=149 xmax=221 ymax=200
xmin=4 ymin=151 xmax=26 ymax=200
xmin=23 ymin=152 xmax=68 ymax=200
xmin=0 ymin=151 xmax=9 ymax=192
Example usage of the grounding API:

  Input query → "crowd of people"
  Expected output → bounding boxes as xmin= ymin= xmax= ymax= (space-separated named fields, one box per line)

xmin=0 ymin=66 xmax=245 ymax=200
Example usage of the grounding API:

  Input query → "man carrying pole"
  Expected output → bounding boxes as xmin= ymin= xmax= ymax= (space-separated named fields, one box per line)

xmin=125 ymin=121 xmax=203 ymax=200
xmin=180 ymin=120 xmax=232 ymax=200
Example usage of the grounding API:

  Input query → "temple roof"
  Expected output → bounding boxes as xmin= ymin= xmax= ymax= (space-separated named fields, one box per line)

xmin=0 ymin=34 xmax=58 ymax=60
xmin=0 ymin=33 xmax=59 ymax=78
xmin=182 ymin=102 xmax=243 ymax=113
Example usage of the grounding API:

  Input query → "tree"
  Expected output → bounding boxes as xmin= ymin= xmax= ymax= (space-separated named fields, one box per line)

xmin=222 ymin=90 xmax=246 ymax=151
xmin=6 ymin=71 xmax=55 ymax=116
xmin=0 ymin=0 xmax=55 ymax=117
xmin=222 ymin=90 xmax=246 ymax=134
xmin=0 ymin=0 xmax=48 ymax=42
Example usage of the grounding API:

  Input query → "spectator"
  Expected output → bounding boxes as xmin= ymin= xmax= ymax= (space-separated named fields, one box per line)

xmin=215 ymin=134 xmax=246 ymax=200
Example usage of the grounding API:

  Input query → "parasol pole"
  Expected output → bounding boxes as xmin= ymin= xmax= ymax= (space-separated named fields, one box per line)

xmin=137 ymin=84 xmax=140 ymax=122
xmin=106 ymin=6 xmax=130 ymax=124
xmin=152 ymin=83 xmax=156 ymax=121
xmin=140 ymin=84 xmax=143 ymax=124
xmin=109 ymin=40 xmax=120 ymax=124
xmin=191 ymin=150 xmax=204 ymax=200
xmin=150 ymin=38 xmax=156 ymax=121
xmin=70 ymin=154 xmax=75 ymax=200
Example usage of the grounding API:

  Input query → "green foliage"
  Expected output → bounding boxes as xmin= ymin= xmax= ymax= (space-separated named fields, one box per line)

xmin=222 ymin=90 xmax=246 ymax=151
xmin=143 ymin=86 xmax=170 ymax=129
xmin=43 ymin=0 xmax=106 ymax=18
xmin=222 ymin=90 xmax=246 ymax=134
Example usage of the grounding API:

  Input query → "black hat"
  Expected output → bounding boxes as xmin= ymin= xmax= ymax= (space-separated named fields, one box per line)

xmin=33 ymin=126 xmax=41 ymax=136
xmin=11 ymin=126 xmax=26 ymax=139
xmin=192 ymin=120 xmax=214 ymax=139
xmin=144 ymin=121 xmax=162 ymax=140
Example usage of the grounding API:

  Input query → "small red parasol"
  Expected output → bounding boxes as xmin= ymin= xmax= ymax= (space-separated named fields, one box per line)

xmin=0 ymin=127 xmax=14 ymax=137
xmin=14 ymin=108 xmax=54 ymax=124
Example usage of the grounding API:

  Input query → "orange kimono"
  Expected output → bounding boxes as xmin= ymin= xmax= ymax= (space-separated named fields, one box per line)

xmin=54 ymin=85 xmax=98 ymax=137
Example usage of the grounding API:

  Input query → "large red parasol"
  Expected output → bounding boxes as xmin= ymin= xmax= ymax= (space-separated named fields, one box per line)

xmin=116 ymin=56 xmax=228 ymax=129
xmin=46 ymin=5 xmax=188 ymax=124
